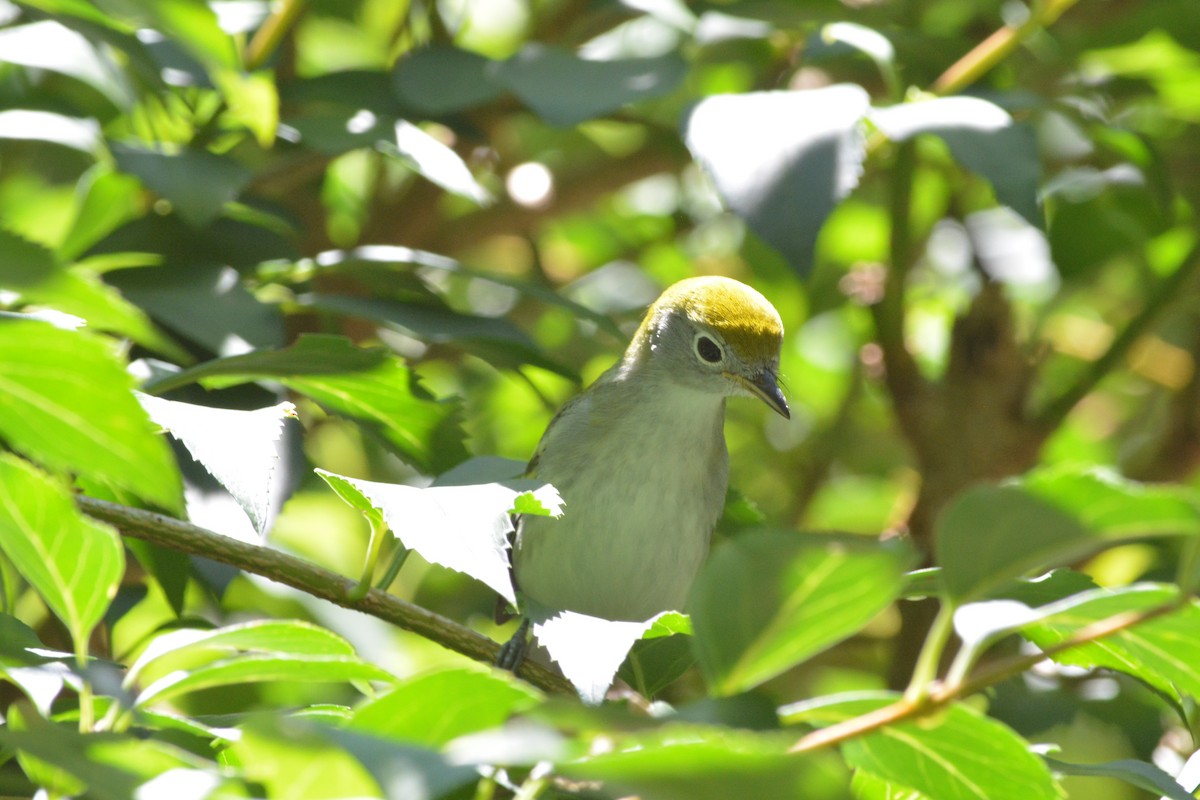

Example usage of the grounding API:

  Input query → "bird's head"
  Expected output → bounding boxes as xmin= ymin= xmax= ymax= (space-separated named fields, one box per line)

xmin=631 ymin=276 xmax=789 ymax=418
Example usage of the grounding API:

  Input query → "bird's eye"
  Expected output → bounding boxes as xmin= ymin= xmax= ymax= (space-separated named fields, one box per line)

xmin=695 ymin=335 xmax=723 ymax=363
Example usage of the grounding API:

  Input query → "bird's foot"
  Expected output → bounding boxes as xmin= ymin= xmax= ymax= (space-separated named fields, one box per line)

xmin=496 ymin=618 xmax=531 ymax=673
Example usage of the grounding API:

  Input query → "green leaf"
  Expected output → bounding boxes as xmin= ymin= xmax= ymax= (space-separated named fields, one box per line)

xmin=60 ymin=166 xmax=146 ymax=261
xmin=124 ymin=0 xmax=238 ymax=70
xmin=784 ymin=692 xmax=1062 ymax=800
xmin=306 ymin=293 xmax=574 ymax=379
xmin=690 ymin=532 xmax=910 ymax=695
xmin=684 ymin=85 xmax=871 ymax=277
xmin=0 ymin=21 xmax=133 ymax=106
xmin=127 ymin=619 xmax=361 ymax=689
xmin=0 ymin=455 xmax=124 ymax=654
xmin=136 ymin=653 xmax=393 ymax=706
xmin=224 ymin=723 xmax=382 ymax=800
xmin=1044 ymin=756 xmax=1194 ymax=800
xmin=148 ymin=335 xmax=466 ymax=474
xmin=109 ymin=262 xmax=285 ymax=353
xmin=0 ymin=228 xmax=184 ymax=359
xmin=0 ymin=614 xmax=74 ymax=715
xmin=312 ymin=244 xmax=622 ymax=340
xmin=0 ymin=319 xmax=182 ymax=510
xmin=349 ymin=667 xmax=540 ymax=746
xmin=494 ymin=44 xmax=686 ymax=127
xmin=113 ymin=144 xmax=251 ymax=227
xmin=936 ymin=467 xmax=1200 ymax=602
xmin=560 ymin=725 xmax=829 ymax=800
xmin=619 ymin=612 xmax=697 ymax=698
xmin=137 ymin=394 xmax=296 ymax=537
xmin=870 ymin=97 xmax=1041 ymax=227
xmin=316 ymin=469 xmax=560 ymax=603
xmin=392 ymin=46 xmax=504 ymax=114
xmin=1020 ymin=584 xmax=1200 ymax=703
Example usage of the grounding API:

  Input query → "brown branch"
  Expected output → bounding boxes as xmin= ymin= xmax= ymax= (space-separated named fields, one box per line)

xmin=77 ymin=495 xmax=575 ymax=696
xmin=789 ymin=596 xmax=1184 ymax=753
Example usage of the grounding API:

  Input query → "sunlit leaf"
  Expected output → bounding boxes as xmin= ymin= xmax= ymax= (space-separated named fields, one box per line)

xmin=349 ymin=667 xmax=540 ymax=746
xmin=383 ymin=120 xmax=492 ymax=204
xmin=0 ymin=320 xmax=182 ymax=511
xmin=1021 ymin=584 xmax=1200 ymax=703
xmin=137 ymin=394 xmax=296 ymax=537
xmin=529 ymin=605 xmax=662 ymax=703
xmin=685 ymin=85 xmax=870 ymax=277
xmin=0 ymin=110 xmax=99 ymax=151
xmin=0 ymin=455 xmax=124 ymax=655
xmin=0 ymin=20 xmax=132 ymax=105
xmin=560 ymin=725 xmax=822 ymax=800
xmin=316 ymin=469 xmax=561 ymax=603
xmin=784 ymin=692 xmax=1061 ymax=800
xmin=690 ymin=532 xmax=910 ymax=695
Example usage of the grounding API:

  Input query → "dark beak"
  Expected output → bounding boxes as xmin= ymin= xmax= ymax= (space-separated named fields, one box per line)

xmin=744 ymin=369 xmax=790 ymax=419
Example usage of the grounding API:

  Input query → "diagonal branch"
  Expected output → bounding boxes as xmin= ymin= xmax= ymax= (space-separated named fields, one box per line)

xmin=788 ymin=596 xmax=1184 ymax=753
xmin=77 ymin=495 xmax=575 ymax=696
xmin=1036 ymin=241 xmax=1200 ymax=432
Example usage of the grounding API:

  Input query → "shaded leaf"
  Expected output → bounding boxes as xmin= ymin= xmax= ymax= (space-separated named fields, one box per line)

xmin=148 ymin=335 xmax=465 ymax=474
xmin=619 ymin=612 xmax=696 ymax=698
xmin=690 ymin=532 xmax=910 ymax=695
xmin=1045 ymin=757 xmax=1193 ymax=800
xmin=871 ymin=97 xmax=1041 ymax=227
xmin=0 ymin=455 xmax=123 ymax=654
xmin=936 ymin=467 xmax=1200 ymax=602
xmin=685 ymin=85 xmax=870 ymax=277
xmin=494 ymin=44 xmax=687 ymax=127
xmin=137 ymin=394 xmax=296 ymax=537
xmin=0 ymin=319 xmax=182 ymax=510
xmin=307 ymin=293 xmax=573 ymax=378
xmin=113 ymin=144 xmax=251 ymax=227
xmin=392 ymin=46 xmax=503 ymax=114
xmin=784 ymin=692 xmax=1061 ymax=800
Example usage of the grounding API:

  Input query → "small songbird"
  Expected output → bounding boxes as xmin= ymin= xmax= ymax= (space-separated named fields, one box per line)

xmin=502 ymin=276 xmax=788 ymax=652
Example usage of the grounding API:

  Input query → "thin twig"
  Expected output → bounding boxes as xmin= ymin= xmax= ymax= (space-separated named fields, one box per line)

xmin=789 ymin=596 xmax=1184 ymax=753
xmin=77 ymin=496 xmax=575 ymax=696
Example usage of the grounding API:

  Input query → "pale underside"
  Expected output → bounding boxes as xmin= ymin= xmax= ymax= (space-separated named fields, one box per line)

xmin=514 ymin=371 xmax=730 ymax=622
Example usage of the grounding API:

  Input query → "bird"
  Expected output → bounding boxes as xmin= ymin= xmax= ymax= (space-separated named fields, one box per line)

xmin=498 ymin=276 xmax=788 ymax=669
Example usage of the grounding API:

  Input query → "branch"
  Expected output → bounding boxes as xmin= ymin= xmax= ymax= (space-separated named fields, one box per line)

xmin=1037 ymin=240 xmax=1200 ymax=431
xmin=77 ymin=496 xmax=575 ymax=696
xmin=932 ymin=0 xmax=1082 ymax=95
xmin=789 ymin=596 xmax=1183 ymax=753
xmin=244 ymin=0 xmax=307 ymax=71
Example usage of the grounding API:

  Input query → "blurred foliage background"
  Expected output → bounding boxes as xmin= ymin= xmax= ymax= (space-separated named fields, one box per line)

xmin=2 ymin=0 xmax=1200 ymax=797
